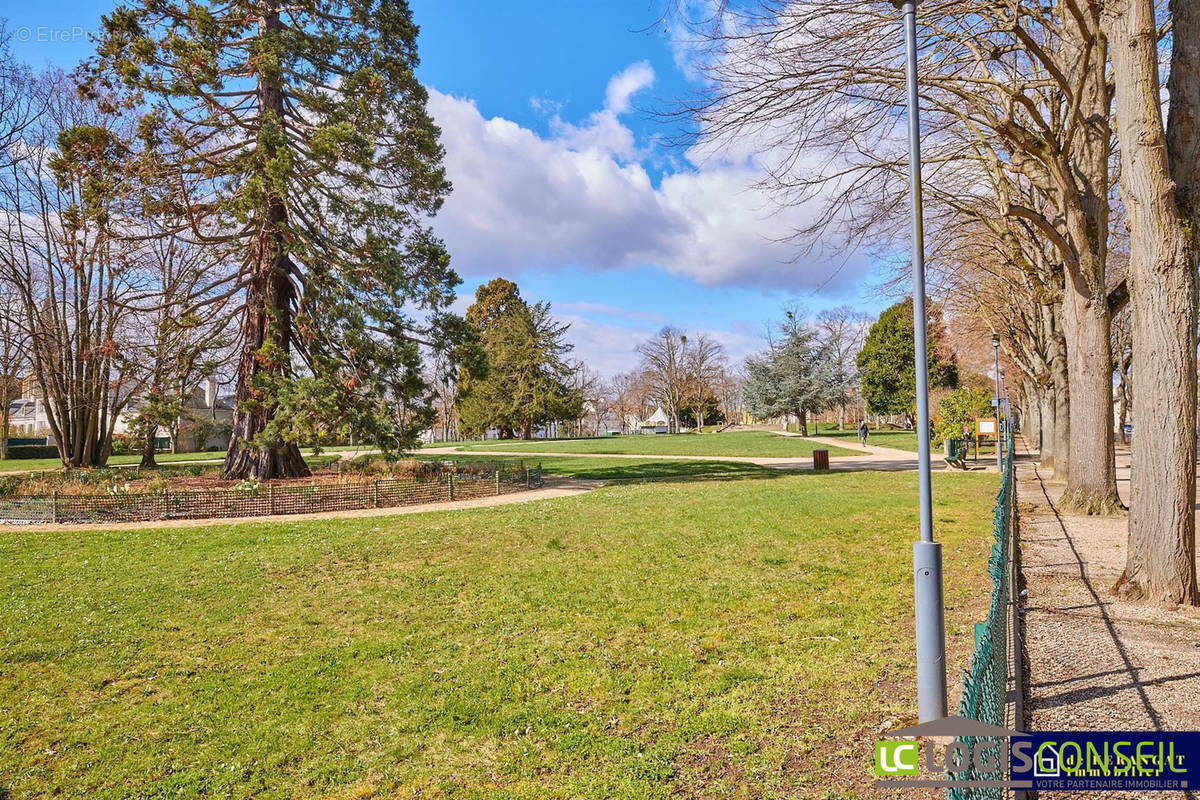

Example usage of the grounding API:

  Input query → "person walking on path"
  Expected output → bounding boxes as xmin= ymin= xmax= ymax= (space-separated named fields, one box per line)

xmin=857 ymin=421 xmax=869 ymax=446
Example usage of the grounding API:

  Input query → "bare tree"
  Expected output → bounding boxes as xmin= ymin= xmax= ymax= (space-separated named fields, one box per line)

xmin=0 ymin=74 xmax=147 ymax=467
xmin=683 ymin=332 xmax=726 ymax=430
xmin=427 ymin=348 xmax=460 ymax=443
xmin=568 ymin=361 xmax=606 ymax=436
xmin=124 ymin=233 xmax=237 ymax=467
xmin=816 ymin=306 xmax=870 ymax=429
xmin=636 ymin=327 xmax=689 ymax=432
xmin=714 ymin=367 xmax=744 ymax=428
xmin=610 ymin=370 xmax=653 ymax=433
xmin=1111 ymin=304 xmax=1132 ymax=445
xmin=0 ymin=288 xmax=29 ymax=458
xmin=674 ymin=0 xmax=1120 ymax=511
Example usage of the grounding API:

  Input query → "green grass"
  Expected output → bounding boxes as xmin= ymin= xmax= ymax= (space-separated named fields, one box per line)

xmin=818 ymin=428 xmax=920 ymax=452
xmin=0 ymin=470 xmax=997 ymax=798
xmin=0 ymin=451 xmax=222 ymax=473
xmin=459 ymin=431 xmax=862 ymax=458
xmin=420 ymin=453 xmax=781 ymax=481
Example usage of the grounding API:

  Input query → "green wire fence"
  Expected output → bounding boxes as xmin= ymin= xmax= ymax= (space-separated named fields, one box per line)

xmin=948 ymin=432 xmax=1018 ymax=800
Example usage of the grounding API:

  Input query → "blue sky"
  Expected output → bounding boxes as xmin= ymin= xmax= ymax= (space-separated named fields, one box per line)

xmin=4 ymin=1 xmax=892 ymax=374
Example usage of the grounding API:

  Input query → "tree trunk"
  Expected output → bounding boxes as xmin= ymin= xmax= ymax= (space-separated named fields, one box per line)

xmin=140 ymin=426 xmax=158 ymax=469
xmin=1039 ymin=9 xmax=1118 ymax=512
xmin=1108 ymin=0 xmax=1199 ymax=604
xmin=1059 ymin=289 xmax=1118 ymax=511
xmin=223 ymin=4 xmax=308 ymax=480
xmin=1022 ymin=381 xmax=1042 ymax=456
xmin=0 ymin=379 xmax=7 ymax=461
xmin=798 ymin=408 xmax=808 ymax=436
xmin=1050 ymin=360 xmax=1071 ymax=481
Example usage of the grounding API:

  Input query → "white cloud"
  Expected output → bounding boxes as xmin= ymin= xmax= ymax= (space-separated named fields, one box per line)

xmin=604 ymin=61 xmax=655 ymax=114
xmin=554 ymin=301 xmax=666 ymax=323
xmin=427 ymin=63 xmax=870 ymax=292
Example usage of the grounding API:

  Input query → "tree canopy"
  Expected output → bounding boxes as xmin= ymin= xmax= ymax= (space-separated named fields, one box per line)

xmin=456 ymin=279 xmax=582 ymax=440
xmin=94 ymin=0 xmax=461 ymax=477
xmin=742 ymin=313 xmax=842 ymax=435
xmin=856 ymin=298 xmax=958 ymax=419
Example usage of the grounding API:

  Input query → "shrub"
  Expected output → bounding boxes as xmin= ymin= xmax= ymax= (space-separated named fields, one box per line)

xmin=109 ymin=434 xmax=134 ymax=456
xmin=0 ymin=474 xmax=24 ymax=498
xmin=934 ymin=387 xmax=993 ymax=445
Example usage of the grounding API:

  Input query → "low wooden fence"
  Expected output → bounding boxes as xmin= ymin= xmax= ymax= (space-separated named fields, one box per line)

xmin=0 ymin=463 xmax=543 ymax=525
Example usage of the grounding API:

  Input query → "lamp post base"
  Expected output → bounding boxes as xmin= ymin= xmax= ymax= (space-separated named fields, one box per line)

xmin=914 ymin=539 xmax=948 ymax=721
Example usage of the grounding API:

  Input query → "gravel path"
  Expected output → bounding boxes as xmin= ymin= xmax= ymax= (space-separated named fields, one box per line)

xmin=1019 ymin=441 xmax=1200 ymax=798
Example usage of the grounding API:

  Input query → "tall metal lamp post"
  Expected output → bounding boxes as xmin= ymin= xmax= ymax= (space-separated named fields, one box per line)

xmin=992 ymin=333 xmax=1003 ymax=471
xmin=896 ymin=0 xmax=946 ymax=722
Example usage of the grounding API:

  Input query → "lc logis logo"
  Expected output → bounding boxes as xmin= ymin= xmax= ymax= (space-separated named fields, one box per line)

xmin=875 ymin=741 xmax=919 ymax=775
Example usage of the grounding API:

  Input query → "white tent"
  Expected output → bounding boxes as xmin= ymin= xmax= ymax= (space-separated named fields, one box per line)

xmin=644 ymin=406 xmax=671 ymax=426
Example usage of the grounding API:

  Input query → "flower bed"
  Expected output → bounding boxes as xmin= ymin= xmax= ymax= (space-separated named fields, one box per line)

xmin=0 ymin=460 xmax=542 ymax=524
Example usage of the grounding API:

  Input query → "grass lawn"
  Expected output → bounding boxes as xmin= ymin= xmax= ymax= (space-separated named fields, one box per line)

xmin=0 ymin=470 xmax=996 ymax=798
xmin=459 ymin=431 xmax=862 ymax=459
xmin=419 ymin=453 xmax=780 ymax=482
xmin=815 ymin=428 xmax=921 ymax=452
xmin=0 ymin=451 xmax=224 ymax=473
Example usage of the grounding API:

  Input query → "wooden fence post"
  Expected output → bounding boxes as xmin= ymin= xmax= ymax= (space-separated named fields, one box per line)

xmin=372 ymin=479 xmax=379 ymax=508
xmin=448 ymin=472 xmax=455 ymax=501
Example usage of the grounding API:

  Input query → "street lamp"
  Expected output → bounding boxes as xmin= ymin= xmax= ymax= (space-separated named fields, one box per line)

xmin=992 ymin=333 xmax=1002 ymax=471
xmin=896 ymin=0 xmax=946 ymax=722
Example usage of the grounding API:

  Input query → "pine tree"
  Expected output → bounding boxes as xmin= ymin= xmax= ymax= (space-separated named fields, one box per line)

xmin=741 ymin=314 xmax=841 ymax=436
xmin=457 ymin=279 xmax=582 ymax=440
xmin=94 ymin=0 xmax=458 ymax=478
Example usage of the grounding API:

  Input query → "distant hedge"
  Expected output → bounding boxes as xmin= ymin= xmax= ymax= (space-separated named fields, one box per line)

xmin=3 ymin=445 xmax=60 ymax=460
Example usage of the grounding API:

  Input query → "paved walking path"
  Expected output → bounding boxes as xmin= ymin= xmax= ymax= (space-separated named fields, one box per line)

xmin=1018 ymin=436 xmax=1200 ymax=798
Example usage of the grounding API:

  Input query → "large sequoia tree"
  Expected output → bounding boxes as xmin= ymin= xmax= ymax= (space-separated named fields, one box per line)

xmin=94 ymin=0 xmax=458 ymax=478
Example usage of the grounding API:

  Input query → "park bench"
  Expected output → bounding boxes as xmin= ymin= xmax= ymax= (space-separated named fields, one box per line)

xmin=943 ymin=438 xmax=968 ymax=470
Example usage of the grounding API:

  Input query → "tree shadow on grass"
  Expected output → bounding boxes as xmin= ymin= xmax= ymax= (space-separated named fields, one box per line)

xmin=580 ymin=460 xmax=786 ymax=484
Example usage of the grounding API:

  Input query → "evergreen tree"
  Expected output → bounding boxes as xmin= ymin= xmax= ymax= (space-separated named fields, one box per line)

xmin=457 ymin=279 xmax=583 ymax=440
xmin=742 ymin=314 xmax=841 ymax=435
xmin=856 ymin=298 xmax=957 ymax=420
xmin=94 ymin=0 xmax=459 ymax=478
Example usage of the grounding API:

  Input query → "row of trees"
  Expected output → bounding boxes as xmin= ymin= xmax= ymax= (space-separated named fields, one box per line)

xmin=676 ymin=0 xmax=1199 ymax=603
xmin=439 ymin=280 xmax=746 ymax=440
xmin=440 ymin=291 xmax=954 ymax=444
